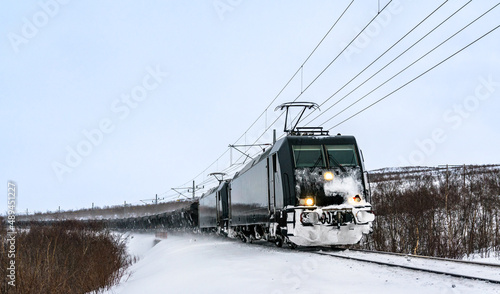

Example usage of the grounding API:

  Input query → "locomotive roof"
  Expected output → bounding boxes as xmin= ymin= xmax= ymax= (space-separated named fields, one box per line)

xmin=233 ymin=134 xmax=358 ymax=178
xmin=273 ymin=134 xmax=357 ymax=150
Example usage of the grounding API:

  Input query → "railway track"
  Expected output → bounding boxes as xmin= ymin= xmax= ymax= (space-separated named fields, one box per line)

xmin=349 ymin=249 xmax=500 ymax=267
xmin=314 ymin=249 xmax=500 ymax=284
xmin=161 ymin=231 xmax=500 ymax=285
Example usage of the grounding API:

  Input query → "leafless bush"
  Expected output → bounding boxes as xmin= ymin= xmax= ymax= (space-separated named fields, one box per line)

xmin=361 ymin=165 xmax=500 ymax=259
xmin=0 ymin=220 xmax=131 ymax=294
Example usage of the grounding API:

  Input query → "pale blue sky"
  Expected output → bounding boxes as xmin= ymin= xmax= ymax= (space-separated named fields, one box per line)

xmin=1 ymin=0 xmax=499 ymax=214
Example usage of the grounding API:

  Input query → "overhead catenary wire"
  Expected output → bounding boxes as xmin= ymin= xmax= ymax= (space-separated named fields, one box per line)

xmin=244 ymin=0 xmax=433 ymax=161
xmin=174 ymin=1 xmax=410 ymax=193
xmin=247 ymin=1 xmax=497 ymax=166
xmin=167 ymin=146 xmax=264 ymax=201
xmin=327 ymin=21 xmax=500 ymax=131
xmin=229 ymin=0 xmax=354 ymax=147
xmin=165 ymin=1 xmax=356 ymax=196
xmin=286 ymin=0 xmax=401 ymax=129
xmin=319 ymin=2 xmax=499 ymax=128
xmin=167 ymin=141 xmax=265 ymax=200
xmin=290 ymin=0 xmax=394 ymax=103
xmin=220 ymin=110 xmax=288 ymax=177
xmin=160 ymin=2 xmax=498 ymax=202
xmin=307 ymin=0 xmax=472 ymax=127
xmin=175 ymin=148 xmax=230 ymax=189
xmin=300 ymin=0 xmax=451 ymax=125
xmin=214 ymin=2 xmax=498 ymax=193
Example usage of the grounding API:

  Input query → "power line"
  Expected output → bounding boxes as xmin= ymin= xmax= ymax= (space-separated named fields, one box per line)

xmin=167 ymin=2 xmax=356 ymax=195
xmin=246 ymin=0 xmax=416 ymax=153
xmin=301 ymin=0 xmax=450 ymax=125
xmin=160 ymin=2 xmax=499 ymax=202
xmin=309 ymin=0 xmax=472 ymax=126
xmin=229 ymin=0 xmax=355 ymax=147
xmin=179 ymin=0 xmax=394 ymax=190
xmin=320 ymin=2 xmax=499 ymax=128
xmin=290 ymin=0 xmax=395 ymax=103
xmin=175 ymin=148 xmax=230 ymax=189
xmin=327 ymin=21 xmax=500 ymax=130
xmin=286 ymin=0 xmax=399 ymax=129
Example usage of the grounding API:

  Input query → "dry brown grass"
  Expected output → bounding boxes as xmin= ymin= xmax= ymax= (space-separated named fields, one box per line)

xmin=0 ymin=220 xmax=131 ymax=294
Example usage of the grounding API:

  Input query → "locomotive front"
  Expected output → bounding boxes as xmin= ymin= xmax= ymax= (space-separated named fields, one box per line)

xmin=284 ymin=135 xmax=374 ymax=246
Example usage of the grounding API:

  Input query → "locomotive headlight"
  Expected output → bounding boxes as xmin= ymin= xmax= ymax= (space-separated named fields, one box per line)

xmin=305 ymin=197 xmax=314 ymax=206
xmin=323 ymin=171 xmax=334 ymax=181
xmin=348 ymin=194 xmax=363 ymax=204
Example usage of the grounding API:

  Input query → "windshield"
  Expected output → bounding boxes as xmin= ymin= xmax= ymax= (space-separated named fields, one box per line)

xmin=326 ymin=145 xmax=359 ymax=167
xmin=292 ymin=145 xmax=326 ymax=168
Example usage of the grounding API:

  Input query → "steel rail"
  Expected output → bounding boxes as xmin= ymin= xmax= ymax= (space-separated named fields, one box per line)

xmin=349 ymin=249 xmax=500 ymax=268
xmin=314 ymin=251 xmax=500 ymax=285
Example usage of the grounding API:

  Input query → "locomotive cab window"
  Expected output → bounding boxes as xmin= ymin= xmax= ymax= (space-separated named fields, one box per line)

xmin=326 ymin=145 xmax=359 ymax=167
xmin=292 ymin=145 xmax=326 ymax=168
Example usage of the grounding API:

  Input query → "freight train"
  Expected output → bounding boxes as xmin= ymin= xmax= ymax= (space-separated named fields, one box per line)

xmin=198 ymin=131 xmax=374 ymax=247
xmin=16 ymin=103 xmax=375 ymax=248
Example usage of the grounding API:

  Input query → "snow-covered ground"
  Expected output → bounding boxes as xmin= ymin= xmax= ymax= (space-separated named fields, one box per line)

xmin=106 ymin=233 xmax=500 ymax=294
xmin=119 ymin=232 xmax=159 ymax=260
xmin=328 ymin=250 xmax=500 ymax=281
xmin=463 ymin=253 xmax=500 ymax=265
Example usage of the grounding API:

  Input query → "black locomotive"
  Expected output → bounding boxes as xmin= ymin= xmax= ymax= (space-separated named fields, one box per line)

xmin=199 ymin=130 xmax=374 ymax=247
xmin=15 ymin=103 xmax=374 ymax=247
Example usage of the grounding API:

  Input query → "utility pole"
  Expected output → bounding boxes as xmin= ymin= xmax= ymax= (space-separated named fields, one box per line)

xmin=173 ymin=181 xmax=203 ymax=200
xmin=140 ymin=194 xmax=163 ymax=205
xmin=188 ymin=181 xmax=204 ymax=198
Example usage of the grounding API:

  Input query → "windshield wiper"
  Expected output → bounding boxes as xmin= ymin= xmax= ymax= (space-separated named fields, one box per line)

xmin=328 ymin=154 xmax=346 ymax=172
xmin=310 ymin=156 xmax=324 ymax=169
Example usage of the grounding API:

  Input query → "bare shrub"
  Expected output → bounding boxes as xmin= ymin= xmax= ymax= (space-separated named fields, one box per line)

xmin=361 ymin=165 xmax=500 ymax=259
xmin=0 ymin=220 xmax=131 ymax=294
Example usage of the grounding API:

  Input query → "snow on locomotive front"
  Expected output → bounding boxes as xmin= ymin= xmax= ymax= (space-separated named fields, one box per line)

xmin=274 ymin=135 xmax=374 ymax=246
